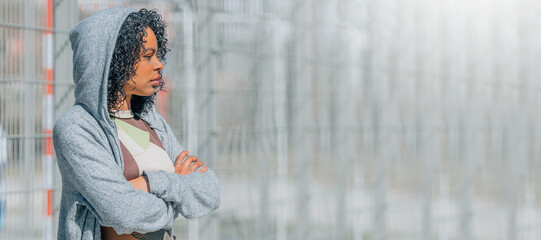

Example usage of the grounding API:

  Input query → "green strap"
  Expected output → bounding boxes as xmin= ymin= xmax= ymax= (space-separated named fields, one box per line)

xmin=114 ymin=119 xmax=150 ymax=150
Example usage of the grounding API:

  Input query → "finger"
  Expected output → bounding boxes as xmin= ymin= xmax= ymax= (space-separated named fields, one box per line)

xmin=181 ymin=156 xmax=198 ymax=170
xmin=175 ymin=151 xmax=189 ymax=166
xmin=188 ymin=160 xmax=204 ymax=168
xmin=198 ymin=166 xmax=209 ymax=173
xmin=191 ymin=161 xmax=205 ymax=172
xmin=189 ymin=161 xmax=204 ymax=172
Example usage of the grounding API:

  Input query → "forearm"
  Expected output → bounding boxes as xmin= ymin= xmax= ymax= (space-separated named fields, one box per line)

xmin=145 ymin=169 xmax=221 ymax=219
xmin=129 ymin=176 xmax=150 ymax=192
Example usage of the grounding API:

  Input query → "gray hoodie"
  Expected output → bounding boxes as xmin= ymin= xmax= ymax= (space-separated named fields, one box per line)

xmin=53 ymin=7 xmax=220 ymax=240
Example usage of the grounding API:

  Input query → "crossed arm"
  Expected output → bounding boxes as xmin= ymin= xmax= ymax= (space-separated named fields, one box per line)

xmin=129 ymin=150 xmax=209 ymax=192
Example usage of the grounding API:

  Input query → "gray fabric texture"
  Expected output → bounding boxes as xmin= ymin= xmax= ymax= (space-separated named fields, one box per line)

xmin=53 ymin=7 xmax=221 ymax=240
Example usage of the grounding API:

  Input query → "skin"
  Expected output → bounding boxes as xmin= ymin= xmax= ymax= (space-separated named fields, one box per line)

xmin=113 ymin=28 xmax=208 ymax=192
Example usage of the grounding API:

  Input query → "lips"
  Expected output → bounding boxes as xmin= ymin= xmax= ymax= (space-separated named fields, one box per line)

xmin=150 ymin=76 xmax=161 ymax=86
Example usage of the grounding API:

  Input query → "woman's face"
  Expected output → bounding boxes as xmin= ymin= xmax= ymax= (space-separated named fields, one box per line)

xmin=124 ymin=27 xmax=164 ymax=97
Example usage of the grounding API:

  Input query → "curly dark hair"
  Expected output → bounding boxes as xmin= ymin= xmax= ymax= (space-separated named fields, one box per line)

xmin=107 ymin=8 xmax=170 ymax=116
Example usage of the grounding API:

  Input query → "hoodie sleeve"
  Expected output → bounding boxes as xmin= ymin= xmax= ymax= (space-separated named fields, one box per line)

xmin=143 ymin=112 xmax=221 ymax=219
xmin=53 ymin=118 xmax=177 ymax=235
xmin=144 ymin=169 xmax=220 ymax=219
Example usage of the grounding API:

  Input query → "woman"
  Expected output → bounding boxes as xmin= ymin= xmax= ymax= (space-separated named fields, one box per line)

xmin=53 ymin=7 xmax=220 ymax=240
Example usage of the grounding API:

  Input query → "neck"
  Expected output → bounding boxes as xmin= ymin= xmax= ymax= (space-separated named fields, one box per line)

xmin=117 ymin=93 xmax=132 ymax=111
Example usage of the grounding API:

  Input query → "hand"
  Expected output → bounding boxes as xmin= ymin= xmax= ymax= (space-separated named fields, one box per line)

xmin=174 ymin=151 xmax=209 ymax=175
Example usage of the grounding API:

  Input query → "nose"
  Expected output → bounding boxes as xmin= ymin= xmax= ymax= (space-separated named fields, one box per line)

xmin=154 ymin=58 xmax=164 ymax=71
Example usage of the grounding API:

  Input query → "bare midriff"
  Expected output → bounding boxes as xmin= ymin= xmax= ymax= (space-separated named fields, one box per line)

xmin=100 ymin=226 xmax=139 ymax=240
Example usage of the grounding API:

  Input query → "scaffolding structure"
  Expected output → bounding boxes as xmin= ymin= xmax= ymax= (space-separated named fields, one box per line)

xmin=1 ymin=0 xmax=541 ymax=239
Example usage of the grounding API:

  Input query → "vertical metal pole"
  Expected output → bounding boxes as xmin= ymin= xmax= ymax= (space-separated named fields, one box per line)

xmin=204 ymin=2 xmax=218 ymax=239
xmin=204 ymin=2 xmax=217 ymax=181
xmin=419 ymin=0 xmax=442 ymax=238
xmin=347 ymin=11 xmax=364 ymax=240
xmin=253 ymin=8 xmax=271 ymax=238
xmin=354 ymin=2 xmax=370 ymax=239
xmin=437 ymin=174 xmax=450 ymax=240
xmin=421 ymin=131 xmax=438 ymax=240
xmin=23 ymin=0 xmax=36 ymax=238
xmin=524 ymin=181 xmax=536 ymax=240
xmin=292 ymin=1 xmax=313 ymax=239
xmin=42 ymin=0 xmax=54 ymax=239
xmin=458 ymin=129 xmax=475 ymax=240
xmin=369 ymin=2 xmax=389 ymax=240
xmin=256 ymin=58 xmax=271 ymax=240
xmin=332 ymin=0 xmax=347 ymax=238
xmin=506 ymin=132 xmax=524 ymax=240
xmin=272 ymin=19 xmax=288 ymax=240
xmin=183 ymin=3 xmax=199 ymax=240
xmin=335 ymin=1 xmax=361 ymax=237
xmin=353 ymin=171 xmax=363 ymax=240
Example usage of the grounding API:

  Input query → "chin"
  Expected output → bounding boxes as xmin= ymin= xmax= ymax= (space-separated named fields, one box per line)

xmin=135 ymin=90 xmax=156 ymax=97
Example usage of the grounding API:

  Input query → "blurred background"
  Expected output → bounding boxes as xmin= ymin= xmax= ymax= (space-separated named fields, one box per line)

xmin=1 ymin=0 xmax=541 ymax=239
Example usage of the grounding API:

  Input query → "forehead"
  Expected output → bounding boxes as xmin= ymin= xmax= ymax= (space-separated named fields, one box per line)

xmin=143 ymin=28 xmax=157 ymax=48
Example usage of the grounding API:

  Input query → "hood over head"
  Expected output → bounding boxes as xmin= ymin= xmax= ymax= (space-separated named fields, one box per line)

xmin=69 ymin=7 xmax=136 ymax=125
